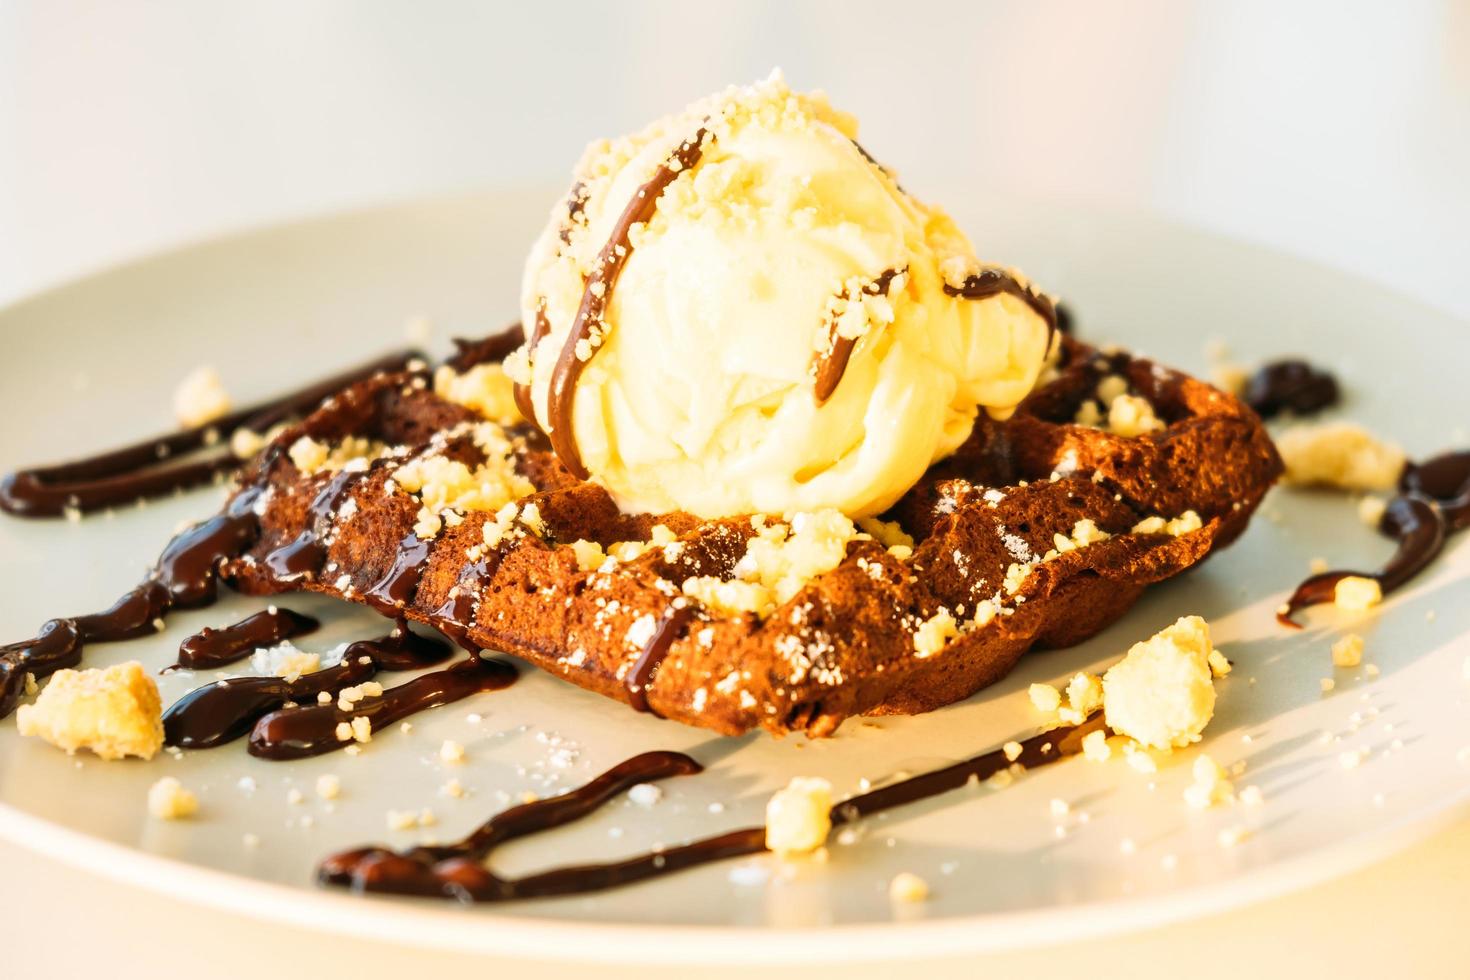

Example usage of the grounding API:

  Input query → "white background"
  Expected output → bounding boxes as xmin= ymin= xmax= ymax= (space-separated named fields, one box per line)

xmin=2 ymin=1 xmax=1468 ymax=977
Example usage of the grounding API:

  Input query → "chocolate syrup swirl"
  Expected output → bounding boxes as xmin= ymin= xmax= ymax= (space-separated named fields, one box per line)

xmin=163 ymin=624 xmax=452 ymax=750
xmin=626 ymin=605 xmax=695 ymax=715
xmin=943 ymin=267 xmax=1059 ymax=347
xmin=1278 ymin=449 xmax=1469 ymax=626
xmin=250 ymin=653 xmax=514 ymax=760
xmin=0 ymin=490 xmax=260 ymax=718
xmin=546 ymin=128 xmax=710 ymax=479
xmin=811 ymin=268 xmax=904 ymax=404
xmin=0 ymin=350 xmax=419 ymax=518
xmin=170 ymin=607 xmax=319 ymax=671
xmin=319 ymin=714 xmax=1105 ymax=902
xmin=1243 ymin=359 xmax=1340 ymax=419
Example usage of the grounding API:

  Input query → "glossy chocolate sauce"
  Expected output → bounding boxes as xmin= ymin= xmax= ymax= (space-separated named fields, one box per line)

xmin=1243 ymin=359 xmax=1340 ymax=419
xmin=319 ymin=714 xmax=1105 ymax=902
xmin=625 ymin=606 xmax=695 ymax=715
xmin=163 ymin=624 xmax=453 ymax=750
xmin=811 ymin=268 xmax=903 ymax=404
xmin=0 ymin=350 xmax=419 ymax=518
xmin=1278 ymin=449 xmax=1469 ymax=626
xmin=545 ymin=128 xmax=710 ymax=479
xmin=263 ymin=470 xmax=362 ymax=582
xmin=361 ymin=533 xmax=432 ymax=618
xmin=0 ymin=490 xmax=260 ymax=717
xmin=171 ymin=607 xmax=319 ymax=671
xmin=943 ymin=267 xmax=1059 ymax=347
xmin=429 ymin=558 xmax=497 ymax=654
xmin=250 ymin=653 xmax=515 ymax=760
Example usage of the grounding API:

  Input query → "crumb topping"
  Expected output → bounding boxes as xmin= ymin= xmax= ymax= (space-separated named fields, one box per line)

xmin=16 ymin=661 xmax=163 ymax=761
xmin=1277 ymin=422 xmax=1406 ymax=491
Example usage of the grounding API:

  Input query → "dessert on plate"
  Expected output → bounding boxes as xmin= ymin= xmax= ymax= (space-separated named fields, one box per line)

xmin=4 ymin=73 xmax=1466 ymax=903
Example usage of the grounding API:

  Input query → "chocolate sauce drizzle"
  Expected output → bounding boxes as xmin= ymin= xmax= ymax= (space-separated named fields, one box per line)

xmin=319 ymin=713 xmax=1105 ymax=902
xmin=943 ymin=267 xmax=1059 ymax=348
xmin=1243 ymin=359 xmax=1340 ymax=419
xmin=163 ymin=624 xmax=457 ymax=750
xmin=0 ymin=490 xmax=261 ymax=718
xmin=626 ymin=605 xmax=695 ymax=715
xmin=250 ymin=653 xmax=515 ymax=760
xmin=545 ymin=128 xmax=710 ymax=479
xmin=0 ymin=350 xmax=419 ymax=518
xmin=511 ymin=308 xmax=551 ymax=428
xmin=811 ymin=268 xmax=904 ymax=404
xmin=1278 ymin=449 xmax=1469 ymax=626
xmin=170 ymin=607 xmax=319 ymax=672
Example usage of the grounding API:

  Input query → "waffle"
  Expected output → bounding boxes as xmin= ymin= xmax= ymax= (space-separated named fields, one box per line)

xmin=222 ymin=336 xmax=1281 ymax=737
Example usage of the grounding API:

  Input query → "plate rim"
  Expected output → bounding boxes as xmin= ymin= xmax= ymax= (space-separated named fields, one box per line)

xmin=2 ymin=787 xmax=1465 ymax=963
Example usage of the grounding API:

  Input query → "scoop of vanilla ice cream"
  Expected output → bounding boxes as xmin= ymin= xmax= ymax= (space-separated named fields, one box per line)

xmin=510 ymin=73 xmax=1053 ymax=519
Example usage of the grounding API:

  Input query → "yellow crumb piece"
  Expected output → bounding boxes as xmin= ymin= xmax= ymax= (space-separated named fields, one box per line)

xmin=1207 ymin=649 xmax=1232 ymax=678
xmin=439 ymin=739 xmax=466 ymax=764
xmin=1066 ymin=672 xmax=1104 ymax=716
xmin=857 ymin=516 xmax=915 ymax=552
xmin=1002 ymin=740 xmax=1023 ymax=762
xmin=1165 ymin=510 xmax=1202 ymax=536
xmin=569 ymin=539 xmax=607 ymax=572
xmin=173 ymin=365 xmax=231 ymax=428
xmin=1331 ymin=634 xmax=1364 ymax=668
xmin=683 ymin=510 xmax=862 ymax=618
xmin=1103 ymin=616 xmax=1218 ymax=750
xmin=16 ymin=661 xmax=163 ymax=760
xmin=888 ymin=871 xmax=930 ymax=903
xmin=913 ymin=608 xmax=959 ymax=657
xmin=1183 ymin=755 xmax=1235 ymax=809
xmin=1081 ymin=729 xmax=1112 ymax=762
xmin=315 ymin=774 xmax=341 ymax=800
xmin=1357 ymin=496 xmax=1387 ymax=527
xmin=765 ymin=777 xmax=832 ymax=856
xmin=432 ymin=363 xmax=523 ymax=427
xmin=1028 ymin=683 xmax=1062 ymax=712
xmin=1108 ymin=394 xmax=1166 ymax=438
xmin=1333 ymin=576 xmax=1382 ymax=613
xmin=148 ymin=777 xmax=199 ymax=820
xmin=350 ymin=716 xmax=372 ymax=743
xmin=1277 ymin=423 xmax=1406 ymax=491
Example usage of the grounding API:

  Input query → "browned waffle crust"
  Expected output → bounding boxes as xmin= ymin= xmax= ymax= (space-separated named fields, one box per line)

xmin=222 ymin=339 xmax=1281 ymax=737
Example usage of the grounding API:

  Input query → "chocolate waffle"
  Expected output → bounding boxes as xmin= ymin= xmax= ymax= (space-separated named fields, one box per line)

xmin=221 ymin=335 xmax=1281 ymax=737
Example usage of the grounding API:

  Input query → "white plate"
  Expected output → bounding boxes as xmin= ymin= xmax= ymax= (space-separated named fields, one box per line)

xmin=0 ymin=189 xmax=1467 ymax=964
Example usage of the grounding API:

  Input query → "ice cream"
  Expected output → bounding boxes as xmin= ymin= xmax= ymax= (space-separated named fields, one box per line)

xmin=508 ymin=72 xmax=1055 ymax=519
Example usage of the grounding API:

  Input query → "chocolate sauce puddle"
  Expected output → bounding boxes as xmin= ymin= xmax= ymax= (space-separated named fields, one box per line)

xmin=249 ymin=653 xmax=515 ymax=760
xmin=169 ymin=607 xmax=319 ymax=672
xmin=0 ymin=489 xmax=261 ymax=717
xmin=163 ymin=624 xmax=452 ymax=750
xmin=811 ymin=268 xmax=903 ymax=404
xmin=318 ymin=714 xmax=1104 ymax=902
xmin=546 ymin=127 xmax=710 ymax=478
xmin=1279 ymin=449 xmax=1468 ymax=626
xmin=1243 ymin=359 xmax=1340 ymax=419
xmin=0 ymin=350 xmax=419 ymax=518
